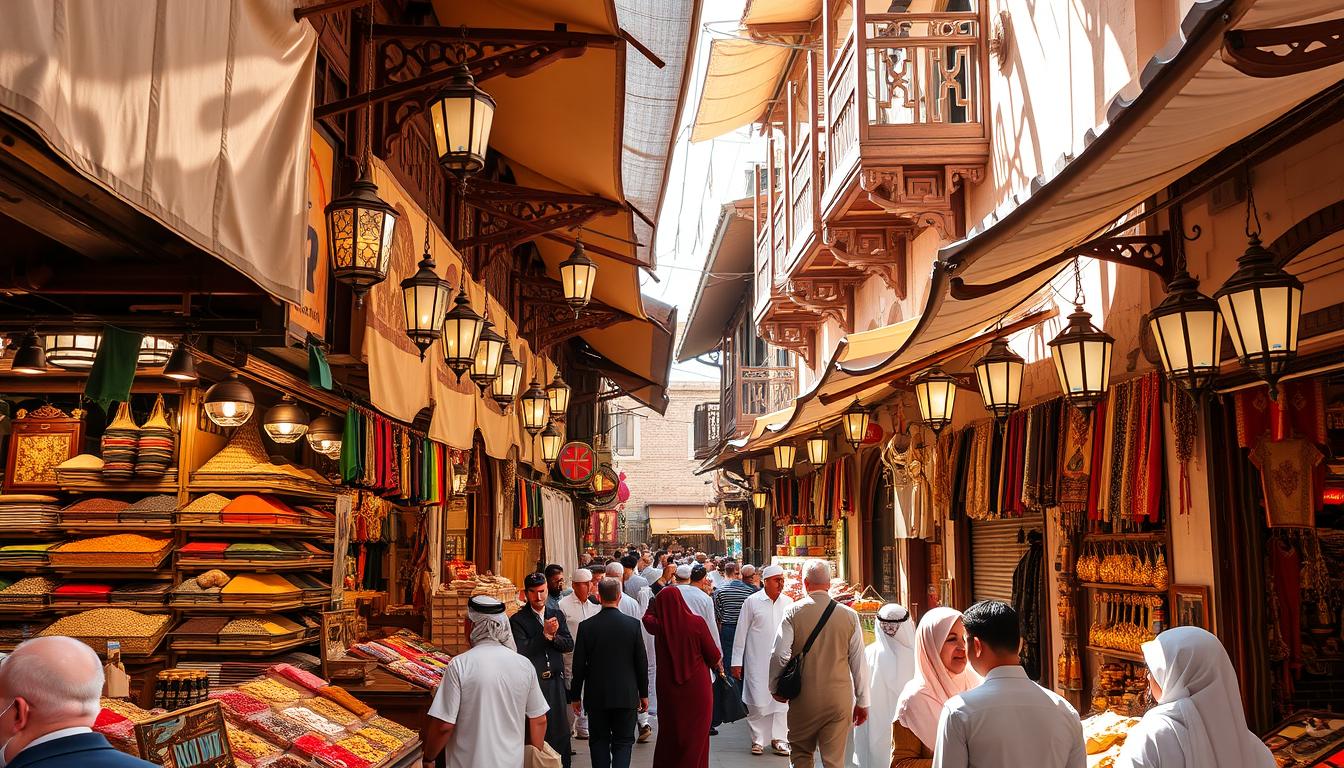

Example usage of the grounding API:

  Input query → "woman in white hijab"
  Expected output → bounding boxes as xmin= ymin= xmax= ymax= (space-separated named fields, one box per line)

xmin=892 ymin=607 xmax=981 ymax=766
xmin=848 ymin=603 xmax=917 ymax=767
xmin=1116 ymin=626 xmax=1273 ymax=768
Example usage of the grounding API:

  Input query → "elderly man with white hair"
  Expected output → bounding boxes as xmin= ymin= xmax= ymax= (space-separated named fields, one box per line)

xmin=731 ymin=564 xmax=794 ymax=756
xmin=422 ymin=596 xmax=549 ymax=768
xmin=0 ymin=636 xmax=156 ymax=768
xmin=770 ymin=559 xmax=869 ymax=768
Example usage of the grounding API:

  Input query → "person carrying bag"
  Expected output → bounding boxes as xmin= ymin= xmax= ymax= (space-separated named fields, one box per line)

xmin=772 ymin=600 xmax=836 ymax=700
xmin=713 ymin=670 xmax=750 ymax=724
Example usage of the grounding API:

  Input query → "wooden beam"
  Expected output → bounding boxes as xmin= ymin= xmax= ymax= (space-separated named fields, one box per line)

xmin=619 ymin=29 xmax=666 ymax=68
xmin=817 ymin=308 xmax=1057 ymax=405
xmin=293 ymin=0 xmax=367 ymax=22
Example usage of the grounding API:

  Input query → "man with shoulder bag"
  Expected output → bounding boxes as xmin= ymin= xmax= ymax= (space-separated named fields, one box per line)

xmin=768 ymin=559 xmax=869 ymax=768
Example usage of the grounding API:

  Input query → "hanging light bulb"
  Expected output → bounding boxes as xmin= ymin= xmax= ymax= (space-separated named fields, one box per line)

xmin=262 ymin=395 xmax=310 ymax=444
xmin=1149 ymin=270 xmax=1224 ymax=394
xmin=306 ymin=414 xmax=344 ymax=458
xmin=772 ymin=442 xmax=796 ymax=471
xmin=440 ymin=281 xmax=484 ymax=380
xmin=806 ymin=430 xmax=829 ymax=467
xmin=842 ymin=399 xmax=871 ymax=449
xmin=521 ymin=377 xmax=551 ymax=436
xmin=469 ymin=314 xmax=506 ymax=392
xmin=973 ymin=337 xmax=1024 ymax=419
xmin=913 ymin=366 xmax=959 ymax=434
xmin=203 ymin=373 xmax=256 ymax=427
xmin=540 ymin=421 xmax=563 ymax=466
xmin=161 ymin=339 xmax=197 ymax=382
xmin=11 ymin=332 xmax=46 ymax=375
xmin=400 ymin=221 xmax=453 ymax=360
xmin=491 ymin=338 xmax=523 ymax=409
xmin=559 ymin=235 xmax=597 ymax=316
xmin=546 ymin=370 xmax=571 ymax=417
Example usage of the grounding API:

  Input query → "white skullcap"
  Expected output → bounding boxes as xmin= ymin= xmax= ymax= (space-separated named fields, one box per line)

xmin=760 ymin=565 xmax=785 ymax=579
xmin=675 ymin=564 xmax=693 ymax=579
xmin=570 ymin=568 xmax=593 ymax=583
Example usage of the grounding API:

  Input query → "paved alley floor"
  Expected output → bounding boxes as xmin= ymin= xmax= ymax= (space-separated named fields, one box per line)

xmin=572 ymin=718 xmax=816 ymax=768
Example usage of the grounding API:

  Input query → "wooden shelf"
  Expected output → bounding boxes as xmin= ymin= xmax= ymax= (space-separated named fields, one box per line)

xmin=0 ymin=528 xmax=64 ymax=539
xmin=1082 ymin=532 xmax=1165 ymax=542
xmin=169 ymin=635 xmax=316 ymax=655
xmin=176 ymin=558 xmax=333 ymax=572
xmin=57 ymin=477 xmax=180 ymax=495
xmin=176 ymin=523 xmax=334 ymax=539
xmin=187 ymin=480 xmax=340 ymax=502
xmin=171 ymin=599 xmax=306 ymax=613
xmin=59 ymin=523 xmax=174 ymax=534
xmin=1079 ymin=582 xmax=1168 ymax=594
xmin=1085 ymin=645 xmax=1146 ymax=663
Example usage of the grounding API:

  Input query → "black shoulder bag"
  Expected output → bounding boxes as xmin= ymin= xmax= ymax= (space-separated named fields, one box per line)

xmin=773 ymin=599 xmax=837 ymax=701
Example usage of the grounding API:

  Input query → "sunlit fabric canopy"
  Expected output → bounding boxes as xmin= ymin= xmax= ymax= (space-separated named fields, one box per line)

xmin=648 ymin=503 xmax=716 ymax=535
xmin=584 ymin=296 xmax=678 ymax=414
xmin=742 ymin=0 xmax=822 ymax=25
xmin=677 ymin=202 xmax=755 ymax=361
xmin=917 ymin=0 xmax=1344 ymax=371
xmin=690 ymin=37 xmax=792 ymax=142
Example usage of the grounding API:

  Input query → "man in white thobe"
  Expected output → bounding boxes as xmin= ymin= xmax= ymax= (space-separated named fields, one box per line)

xmin=422 ymin=597 xmax=549 ymax=768
xmin=604 ymin=562 xmax=655 ymax=743
xmin=732 ymin=564 xmax=794 ymax=756
xmin=559 ymin=567 xmax=599 ymax=740
xmin=932 ymin=600 xmax=1085 ymax=768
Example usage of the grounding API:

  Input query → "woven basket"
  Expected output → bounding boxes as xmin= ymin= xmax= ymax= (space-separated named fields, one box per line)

xmin=195 ymin=424 xmax=270 ymax=475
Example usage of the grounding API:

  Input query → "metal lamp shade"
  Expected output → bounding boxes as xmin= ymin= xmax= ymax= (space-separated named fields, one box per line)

xmin=740 ymin=458 xmax=758 ymax=477
xmin=325 ymin=170 xmax=398 ymax=307
xmin=1214 ymin=235 xmax=1302 ymax=395
xmin=11 ymin=333 xmax=46 ymax=375
xmin=546 ymin=371 xmax=571 ymax=417
xmin=400 ymin=254 xmax=452 ymax=360
xmin=772 ymin=443 xmax=796 ymax=470
xmin=842 ymin=400 xmax=871 ymax=449
xmin=306 ymin=414 xmax=344 ymax=458
xmin=806 ymin=433 xmax=829 ymax=466
xmin=441 ymin=286 xmax=484 ymax=379
xmin=491 ymin=341 xmax=524 ymax=408
xmin=44 ymin=333 xmax=100 ymax=370
xmin=162 ymin=342 xmax=197 ymax=381
xmin=1049 ymin=306 xmax=1115 ymax=413
xmin=469 ymin=320 xmax=506 ymax=392
xmin=559 ymin=241 xmax=597 ymax=314
xmin=752 ymin=488 xmax=769 ymax=510
xmin=540 ymin=421 xmax=563 ymax=465
xmin=1149 ymin=271 xmax=1224 ymax=393
xmin=521 ymin=378 xmax=551 ymax=435
xmin=137 ymin=336 xmax=175 ymax=367
xmin=973 ymin=338 xmax=1024 ymax=419
xmin=427 ymin=65 xmax=496 ymax=178
xmin=203 ymin=373 xmax=256 ymax=427
xmin=262 ymin=396 xmax=310 ymax=444
xmin=914 ymin=366 xmax=959 ymax=434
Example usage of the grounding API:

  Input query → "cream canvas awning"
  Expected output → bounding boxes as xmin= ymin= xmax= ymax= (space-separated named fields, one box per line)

xmin=648 ymin=503 xmax=715 ymax=535
xmin=690 ymin=37 xmax=791 ymax=142
xmin=742 ymin=0 xmax=822 ymax=26
xmin=677 ymin=202 xmax=755 ymax=361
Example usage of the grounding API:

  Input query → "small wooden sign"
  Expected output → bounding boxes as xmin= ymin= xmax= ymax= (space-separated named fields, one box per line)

xmin=134 ymin=700 xmax=232 ymax=768
xmin=321 ymin=608 xmax=359 ymax=678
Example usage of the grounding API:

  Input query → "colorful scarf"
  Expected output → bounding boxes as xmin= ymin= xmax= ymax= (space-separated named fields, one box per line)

xmin=1058 ymin=405 xmax=1094 ymax=513
xmin=966 ymin=422 xmax=994 ymax=520
xmin=1132 ymin=372 xmax=1163 ymax=523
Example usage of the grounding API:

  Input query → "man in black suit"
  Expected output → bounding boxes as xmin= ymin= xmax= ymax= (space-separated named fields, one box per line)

xmin=0 ymin=637 xmax=156 ymax=768
xmin=568 ymin=577 xmax=648 ymax=768
xmin=512 ymin=572 xmax=575 ymax=767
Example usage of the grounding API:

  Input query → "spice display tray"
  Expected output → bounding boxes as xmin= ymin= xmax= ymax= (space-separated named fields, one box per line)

xmin=49 ymin=545 xmax=172 ymax=569
xmin=63 ymin=622 xmax=170 ymax=657
xmin=186 ymin=480 xmax=339 ymax=502
xmin=176 ymin=558 xmax=334 ymax=572
xmin=176 ymin=523 xmax=334 ymax=539
xmin=175 ymin=598 xmax=306 ymax=612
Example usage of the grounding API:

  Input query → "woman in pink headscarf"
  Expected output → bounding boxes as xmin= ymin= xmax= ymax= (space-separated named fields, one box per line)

xmin=891 ymin=607 xmax=982 ymax=766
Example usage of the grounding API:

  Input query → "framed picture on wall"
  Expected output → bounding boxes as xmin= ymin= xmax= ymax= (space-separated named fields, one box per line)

xmin=1173 ymin=585 xmax=1210 ymax=630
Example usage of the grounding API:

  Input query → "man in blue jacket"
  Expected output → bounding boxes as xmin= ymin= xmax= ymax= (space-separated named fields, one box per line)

xmin=0 ymin=636 xmax=156 ymax=768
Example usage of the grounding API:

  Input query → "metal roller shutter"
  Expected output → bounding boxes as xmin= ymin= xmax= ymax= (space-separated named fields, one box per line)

xmin=970 ymin=515 xmax=1042 ymax=604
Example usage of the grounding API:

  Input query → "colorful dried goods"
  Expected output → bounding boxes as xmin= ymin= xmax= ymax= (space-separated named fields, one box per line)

xmin=239 ymin=678 xmax=306 ymax=704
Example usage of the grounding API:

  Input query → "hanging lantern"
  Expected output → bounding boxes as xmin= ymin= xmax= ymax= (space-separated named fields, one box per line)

xmin=752 ymin=487 xmax=769 ymax=510
xmin=306 ymin=414 xmax=343 ymax=458
xmin=842 ymin=399 xmax=871 ymax=449
xmin=469 ymin=317 xmax=506 ymax=392
xmin=11 ymin=332 xmax=45 ymax=375
xmin=1149 ymin=270 xmax=1224 ymax=394
xmin=806 ymin=430 xmax=829 ymax=467
xmin=1214 ymin=234 xmax=1302 ymax=397
xmin=559 ymin=238 xmax=597 ymax=316
xmin=521 ymin=378 xmax=551 ymax=435
xmin=546 ymin=370 xmax=571 ymax=417
xmin=772 ymin=442 xmax=796 ymax=471
xmin=161 ymin=340 xmax=197 ymax=382
xmin=427 ymin=64 xmax=496 ymax=178
xmin=973 ymin=338 xmax=1024 ymax=419
xmin=740 ymin=457 xmax=758 ymax=478
xmin=137 ymin=337 xmax=175 ymax=367
xmin=491 ymin=340 xmax=523 ymax=409
xmin=913 ymin=366 xmax=959 ymax=434
xmin=44 ymin=334 xmax=100 ymax=370
xmin=262 ymin=395 xmax=310 ymax=444
xmin=440 ymin=283 xmax=484 ymax=380
xmin=1049 ymin=305 xmax=1114 ymax=413
xmin=203 ymin=373 xmax=256 ymax=427
xmin=540 ymin=421 xmax=563 ymax=465
xmin=400 ymin=228 xmax=452 ymax=360
xmin=325 ymin=168 xmax=398 ymax=308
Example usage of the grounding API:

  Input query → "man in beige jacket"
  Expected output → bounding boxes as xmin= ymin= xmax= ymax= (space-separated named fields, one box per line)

xmin=768 ymin=559 xmax=869 ymax=768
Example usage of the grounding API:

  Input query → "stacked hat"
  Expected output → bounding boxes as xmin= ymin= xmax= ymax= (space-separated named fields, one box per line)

xmin=100 ymin=402 xmax=140 ymax=480
xmin=135 ymin=395 xmax=174 ymax=477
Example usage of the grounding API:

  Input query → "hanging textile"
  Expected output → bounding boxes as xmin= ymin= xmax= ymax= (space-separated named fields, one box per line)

xmin=950 ymin=428 xmax=973 ymax=520
xmin=1086 ymin=400 xmax=1108 ymax=521
xmin=966 ymin=422 xmax=994 ymax=520
xmin=339 ymin=407 xmax=362 ymax=484
xmin=1235 ymin=379 xmax=1327 ymax=448
xmin=1021 ymin=406 xmax=1040 ymax=512
xmin=514 ymin=477 xmax=544 ymax=529
xmin=933 ymin=429 xmax=956 ymax=520
xmin=540 ymin=487 xmax=578 ymax=580
xmin=1058 ymin=406 xmax=1094 ymax=515
xmin=1038 ymin=399 xmax=1062 ymax=509
xmin=1132 ymin=373 xmax=1164 ymax=523
xmin=1010 ymin=530 xmax=1044 ymax=682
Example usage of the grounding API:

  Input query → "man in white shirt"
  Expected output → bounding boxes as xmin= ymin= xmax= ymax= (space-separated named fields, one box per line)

xmin=559 ymin=568 xmax=599 ymax=740
xmin=423 ymin=597 xmax=549 ymax=768
xmin=932 ymin=601 xmax=1085 ymax=768
xmin=731 ymin=564 xmax=793 ymax=756
xmin=640 ymin=551 xmax=664 ymax=586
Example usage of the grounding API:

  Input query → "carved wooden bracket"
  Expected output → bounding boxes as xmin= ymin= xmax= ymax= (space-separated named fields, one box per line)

xmin=783 ymin=277 xmax=861 ymax=333
xmin=859 ymin=165 xmax=983 ymax=240
xmin=519 ymin=279 xmax=631 ymax=352
xmin=1223 ymin=18 xmax=1344 ymax=78
xmin=822 ymin=226 xmax=910 ymax=297
xmin=948 ymin=232 xmax=1174 ymax=300
xmin=757 ymin=320 xmax=816 ymax=368
xmin=459 ymin=180 xmax=623 ymax=253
